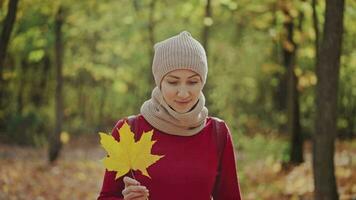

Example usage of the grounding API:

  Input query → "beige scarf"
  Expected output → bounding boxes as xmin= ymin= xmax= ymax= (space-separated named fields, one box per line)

xmin=140 ymin=87 xmax=208 ymax=136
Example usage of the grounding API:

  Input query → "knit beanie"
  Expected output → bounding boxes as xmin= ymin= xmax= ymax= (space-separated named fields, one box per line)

xmin=152 ymin=31 xmax=208 ymax=87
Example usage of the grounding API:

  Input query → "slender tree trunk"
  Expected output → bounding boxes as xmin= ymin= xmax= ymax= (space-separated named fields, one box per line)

xmin=147 ymin=0 xmax=156 ymax=88
xmin=0 ymin=0 xmax=19 ymax=80
xmin=312 ymin=0 xmax=320 ymax=61
xmin=0 ymin=1 xmax=5 ymax=9
xmin=0 ymin=0 xmax=19 ymax=123
xmin=272 ymin=2 xmax=286 ymax=112
xmin=32 ymin=53 xmax=50 ymax=107
xmin=291 ymin=2 xmax=306 ymax=164
xmin=96 ymin=81 xmax=107 ymax=132
xmin=276 ymin=70 xmax=287 ymax=112
xmin=313 ymin=0 xmax=344 ymax=198
xmin=202 ymin=0 xmax=211 ymax=57
xmin=49 ymin=6 xmax=64 ymax=163
xmin=0 ymin=0 xmax=19 ymax=72
xmin=16 ymin=58 xmax=28 ymax=114
xmin=202 ymin=0 xmax=212 ymax=107
xmin=282 ymin=1 xmax=303 ymax=164
xmin=78 ymin=78 xmax=86 ymax=119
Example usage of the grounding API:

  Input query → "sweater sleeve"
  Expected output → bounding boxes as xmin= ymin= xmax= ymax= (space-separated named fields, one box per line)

xmin=97 ymin=120 xmax=126 ymax=200
xmin=212 ymin=123 xmax=243 ymax=200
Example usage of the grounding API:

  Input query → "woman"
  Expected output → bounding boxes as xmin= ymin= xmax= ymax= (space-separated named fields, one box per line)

xmin=98 ymin=31 xmax=242 ymax=200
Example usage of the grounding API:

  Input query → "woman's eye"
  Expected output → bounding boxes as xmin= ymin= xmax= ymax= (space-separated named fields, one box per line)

xmin=188 ymin=81 xmax=198 ymax=85
xmin=168 ymin=81 xmax=178 ymax=85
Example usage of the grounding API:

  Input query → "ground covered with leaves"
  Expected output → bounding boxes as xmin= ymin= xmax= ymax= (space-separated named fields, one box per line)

xmin=0 ymin=135 xmax=355 ymax=200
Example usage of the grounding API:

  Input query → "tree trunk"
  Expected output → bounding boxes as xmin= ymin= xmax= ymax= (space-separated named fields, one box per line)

xmin=311 ymin=0 xmax=320 ymax=62
xmin=202 ymin=0 xmax=211 ymax=57
xmin=32 ymin=53 xmax=50 ymax=107
xmin=16 ymin=58 xmax=28 ymax=114
xmin=272 ymin=2 xmax=286 ymax=112
xmin=49 ymin=6 xmax=64 ymax=163
xmin=0 ymin=0 xmax=19 ymax=81
xmin=313 ymin=0 xmax=345 ymax=198
xmin=78 ymin=77 xmax=86 ymax=119
xmin=0 ymin=0 xmax=19 ymax=123
xmin=96 ymin=81 xmax=107 ymax=132
xmin=202 ymin=0 xmax=212 ymax=107
xmin=147 ymin=0 xmax=156 ymax=88
xmin=282 ymin=1 xmax=303 ymax=164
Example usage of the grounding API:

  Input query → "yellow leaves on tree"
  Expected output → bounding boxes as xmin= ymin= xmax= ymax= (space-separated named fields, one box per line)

xmin=99 ymin=121 xmax=164 ymax=180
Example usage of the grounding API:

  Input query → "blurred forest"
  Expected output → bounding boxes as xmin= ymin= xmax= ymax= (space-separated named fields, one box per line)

xmin=0 ymin=0 xmax=355 ymax=199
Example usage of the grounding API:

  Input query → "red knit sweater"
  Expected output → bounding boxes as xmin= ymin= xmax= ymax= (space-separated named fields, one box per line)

xmin=97 ymin=115 xmax=242 ymax=200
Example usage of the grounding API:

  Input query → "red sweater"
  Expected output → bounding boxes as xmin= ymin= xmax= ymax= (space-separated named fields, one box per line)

xmin=97 ymin=115 xmax=242 ymax=200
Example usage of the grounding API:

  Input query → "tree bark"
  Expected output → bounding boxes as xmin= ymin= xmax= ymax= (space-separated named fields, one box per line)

xmin=202 ymin=0 xmax=212 ymax=107
xmin=96 ymin=81 xmax=107 ymax=132
xmin=49 ymin=6 xmax=64 ymax=163
xmin=313 ymin=0 xmax=345 ymax=199
xmin=281 ymin=1 xmax=303 ymax=164
xmin=272 ymin=1 xmax=286 ymax=112
xmin=16 ymin=58 xmax=28 ymax=114
xmin=202 ymin=0 xmax=211 ymax=57
xmin=0 ymin=0 xmax=19 ymax=121
xmin=312 ymin=0 xmax=320 ymax=61
xmin=147 ymin=0 xmax=156 ymax=88
xmin=32 ymin=53 xmax=50 ymax=107
xmin=0 ymin=0 xmax=19 ymax=79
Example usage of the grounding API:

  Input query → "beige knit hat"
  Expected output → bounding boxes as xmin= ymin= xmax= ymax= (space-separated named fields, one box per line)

xmin=152 ymin=31 xmax=208 ymax=87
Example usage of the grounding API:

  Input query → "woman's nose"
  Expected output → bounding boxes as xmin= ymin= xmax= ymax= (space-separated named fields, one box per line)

xmin=177 ymin=87 xmax=189 ymax=98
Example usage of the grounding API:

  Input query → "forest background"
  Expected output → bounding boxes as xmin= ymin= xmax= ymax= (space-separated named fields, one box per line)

xmin=0 ymin=0 xmax=354 ymax=199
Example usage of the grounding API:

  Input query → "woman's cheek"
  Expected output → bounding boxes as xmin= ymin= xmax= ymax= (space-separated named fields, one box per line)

xmin=192 ymin=85 xmax=203 ymax=94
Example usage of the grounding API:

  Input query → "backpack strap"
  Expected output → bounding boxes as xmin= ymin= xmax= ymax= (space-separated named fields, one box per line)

xmin=211 ymin=117 xmax=226 ymax=166
xmin=125 ymin=115 xmax=138 ymax=135
xmin=211 ymin=117 xmax=227 ymax=194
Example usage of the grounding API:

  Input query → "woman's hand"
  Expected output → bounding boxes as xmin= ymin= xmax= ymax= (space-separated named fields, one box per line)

xmin=122 ymin=176 xmax=149 ymax=200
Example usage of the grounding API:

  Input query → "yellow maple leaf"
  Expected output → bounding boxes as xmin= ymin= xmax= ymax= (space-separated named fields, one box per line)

xmin=99 ymin=121 xmax=164 ymax=179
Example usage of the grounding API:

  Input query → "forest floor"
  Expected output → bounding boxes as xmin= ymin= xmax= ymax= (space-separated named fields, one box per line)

xmin=0 ymin=134 xmax=355 ymax=200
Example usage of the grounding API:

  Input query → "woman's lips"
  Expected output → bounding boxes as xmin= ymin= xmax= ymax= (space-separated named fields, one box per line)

xmin=175 ymin=100 xmax=191 ymax=104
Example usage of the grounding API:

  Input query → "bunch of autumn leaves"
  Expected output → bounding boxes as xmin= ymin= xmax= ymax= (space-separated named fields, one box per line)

xmin=99 ymin=121 xmax=164 ymax=179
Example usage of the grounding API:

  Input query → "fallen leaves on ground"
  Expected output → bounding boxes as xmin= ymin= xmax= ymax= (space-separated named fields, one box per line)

xmin=0 ymin=136 xmax=355 ymax=200
xmin=0 ymin=135 xmax=106 ymax=200
xmin=241 ymin=140 xmax=356 ymax=200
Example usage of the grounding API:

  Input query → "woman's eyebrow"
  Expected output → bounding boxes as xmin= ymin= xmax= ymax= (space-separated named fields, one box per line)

xmin=166 ymin=74 xmax=199 ymax=79
xmin=166 ymin=75 xmax=180 ymax=79
xmin=188 ymin=74 xmax=199 ymax=78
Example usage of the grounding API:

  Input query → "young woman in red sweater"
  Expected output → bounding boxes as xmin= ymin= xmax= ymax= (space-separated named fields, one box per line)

xmin=97 ymin=31 xmax=242 ymax=200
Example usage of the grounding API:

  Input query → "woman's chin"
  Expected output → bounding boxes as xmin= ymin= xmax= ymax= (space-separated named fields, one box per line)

xmin=172 ymin=105 xmax=191 ymax=113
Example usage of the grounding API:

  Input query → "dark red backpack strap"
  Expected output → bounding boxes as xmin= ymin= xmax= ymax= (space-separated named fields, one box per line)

xmin=211 ymin=117 xmax=227 ymax=195
xmin=212 ymin=117 xmax=227 ymax=166
xmin=125 ymin=115 xmax=138 ymax=134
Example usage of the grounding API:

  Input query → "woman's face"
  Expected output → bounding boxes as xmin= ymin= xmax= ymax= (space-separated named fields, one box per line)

xmin=161 ymin=69 xmax=203 ymax=113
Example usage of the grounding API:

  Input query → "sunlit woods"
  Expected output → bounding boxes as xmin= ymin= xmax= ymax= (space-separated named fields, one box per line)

xmin=0 ymin=0 xmax=355 ymax=199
